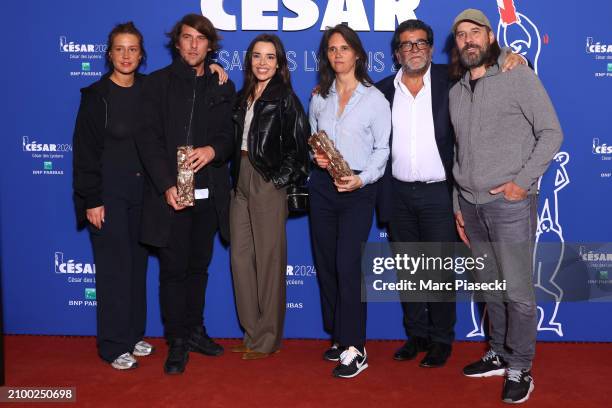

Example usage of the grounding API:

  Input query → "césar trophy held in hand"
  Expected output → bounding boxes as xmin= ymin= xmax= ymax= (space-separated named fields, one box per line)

xmin=176 ymin=145 xmax=195 ymax=207
xmin=308 ymin=130 xmax=353 ymax=184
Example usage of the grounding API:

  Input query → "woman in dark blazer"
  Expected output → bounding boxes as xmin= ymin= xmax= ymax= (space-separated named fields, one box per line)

xmin=72 ymin=22 xmax=152 ymax=370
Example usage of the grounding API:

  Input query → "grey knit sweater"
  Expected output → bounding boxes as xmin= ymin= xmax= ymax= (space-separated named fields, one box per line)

xmin=450 ymin=63 xmax=563 ymax=212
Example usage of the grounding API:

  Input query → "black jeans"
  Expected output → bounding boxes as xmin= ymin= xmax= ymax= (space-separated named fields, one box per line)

xmin=388 ymin=179 xmax=456 ymax=345
xmin=309 ymin=169 xmax=376 ymax=348
xmin=90 ymin=176 xmax=148 ymax=362
xmin=158 ymin=198 xmax=218 ymax=340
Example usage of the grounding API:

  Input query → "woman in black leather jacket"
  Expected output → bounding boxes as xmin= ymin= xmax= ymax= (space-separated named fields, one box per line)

xmin=230 ymin=33 xmax=309 ymax=359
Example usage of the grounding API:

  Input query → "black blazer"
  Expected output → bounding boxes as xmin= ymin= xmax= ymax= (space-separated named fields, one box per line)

xmin=72 ymin=73 xmax=145 ymax=227
xmin=135 ymin=59 xmax=235 ymax=247
xmin=374 ymin=63 xmax=455 ymax=223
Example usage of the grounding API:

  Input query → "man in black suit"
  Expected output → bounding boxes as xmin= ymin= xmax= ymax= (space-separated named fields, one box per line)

xmin=136 ymin=14 xmax=235 ymax=374
xmin=376 ymin=20 xmax=456 ymax=368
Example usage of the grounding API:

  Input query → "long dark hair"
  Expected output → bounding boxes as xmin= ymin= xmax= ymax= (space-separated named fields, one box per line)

xmin=105 ymin=21 xmax=146 ymax=71
xmin=449 ymin=26 xmax=501 ymax=81
xmin=240 ymin=34 xmax=292 ymax=106
xmin=317 ymin=24 xmax=372 ymax=98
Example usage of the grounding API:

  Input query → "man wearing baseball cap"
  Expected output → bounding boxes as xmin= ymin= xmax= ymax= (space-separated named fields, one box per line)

xmin=449 ymin=8 xmax=563 ymax=404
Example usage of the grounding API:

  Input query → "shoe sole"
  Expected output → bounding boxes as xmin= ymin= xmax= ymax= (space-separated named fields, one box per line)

xmin=333 ymin=363 xmax=369 ymax=378
xmin=502 ymin=382 xmax=535 ymax=404
xmin=164 ymin=355 xmax=189 ymax=375
xmin=464 ymin=368 xmax=506 ymax=378
xmin=393 ymin=355 xmax=417 ymax=361
xmin=189 ymin=346 xmax=224 ymax=357
xmin=111 ymin=361 xmax=138 ymax=370
xmin=419 ymin=361 xmax=447 ymax=368
xmin=323 ymin=356 xmax=340 ymax=362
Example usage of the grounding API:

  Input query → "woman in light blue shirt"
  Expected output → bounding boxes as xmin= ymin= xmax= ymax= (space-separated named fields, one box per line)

xmin=309 ymin=23 xmax=390 ymax=379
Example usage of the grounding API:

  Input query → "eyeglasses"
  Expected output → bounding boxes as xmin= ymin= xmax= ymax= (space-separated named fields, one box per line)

xmin=398 ymin=40 xmax=430 ymax=52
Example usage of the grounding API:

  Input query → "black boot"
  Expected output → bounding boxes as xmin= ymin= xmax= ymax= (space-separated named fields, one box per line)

xmin=164 ymin=338 xmax=189 ymax=375
xmin=187 ymin=326 xmax=224 ymax=356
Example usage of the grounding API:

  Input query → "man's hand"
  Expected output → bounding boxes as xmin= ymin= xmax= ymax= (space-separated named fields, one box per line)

xmin=335 ymin=175 xmax=363 ymax=192
xmin=188 ymin=146 xmax=216 ymax=172
xmin=501 ymin=52 xmax=527 ymax=72
xmin=490 ymin=181 xmax=527 ymax=201
xmin=314 ymin=152 xmax=329 ymax=169
xmin=165 ymin=186 xmax=186 ymax=211
xmin=455 ymin=211 xmax=470 ymax=248
xmin=209 ymin=63 xmax=229 ymax=84
xmin=86 ymin=206 xmax=105 ymax=229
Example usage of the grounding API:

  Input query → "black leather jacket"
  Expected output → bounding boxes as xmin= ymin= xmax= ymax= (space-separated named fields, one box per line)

xmin=232 ymin=74 xmax=310 ymax=189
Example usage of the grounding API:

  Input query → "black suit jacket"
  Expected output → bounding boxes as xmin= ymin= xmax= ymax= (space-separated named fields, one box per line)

xmin=374 ymin=63 xmax=455 ymax=223
xmin=136 ymin=59 xmax=235 ymax=247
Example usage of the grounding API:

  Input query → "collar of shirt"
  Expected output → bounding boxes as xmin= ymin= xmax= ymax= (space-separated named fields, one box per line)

xmin=330 ymin=79 xmax=367 ymax=96
xmin=393 ymin=64 xmax=431 ymax=99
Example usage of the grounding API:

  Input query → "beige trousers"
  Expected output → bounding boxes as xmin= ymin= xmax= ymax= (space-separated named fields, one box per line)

xmin=230 ymin=157 xmax=288 ymax=353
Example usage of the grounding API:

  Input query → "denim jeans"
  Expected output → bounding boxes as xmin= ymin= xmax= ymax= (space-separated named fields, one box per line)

xmin=460 ymin=194 xmax=538 ymax=370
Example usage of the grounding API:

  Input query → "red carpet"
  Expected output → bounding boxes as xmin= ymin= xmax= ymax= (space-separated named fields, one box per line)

xmin=3 ymin=336 xmax=610 ymax=407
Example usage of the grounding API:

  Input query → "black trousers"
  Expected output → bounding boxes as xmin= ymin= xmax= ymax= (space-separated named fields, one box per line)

xmin=90 ymin=178 xmax=148 ymax=363
xmin=158 ymin=198 xmax=217 ymax=340
xmin=309 ymin=169 xmax=375 ymax=348
xmin=388 ymin=179 xmax=456 ymax=345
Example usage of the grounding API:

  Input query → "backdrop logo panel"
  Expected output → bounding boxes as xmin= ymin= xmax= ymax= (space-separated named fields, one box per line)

xmin=201 ymin=0 xmax=420 ymax=31
xmin=286 ymin=264 xmax=317 ymax=286
xmin=59 ymin=36 xmax=105 ymax=78
xmin=585 ymin=37 xmax=612 ymax=79
xmin=22 ymin=136 xmax=71 ymax=176
xmin=496 ymin=0 xmax=542 ymax=73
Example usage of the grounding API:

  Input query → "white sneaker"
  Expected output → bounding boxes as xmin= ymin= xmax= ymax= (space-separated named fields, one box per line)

xmin=111 ymin=353 xmax=138 ymax=370
xmin=133 ymin=340 xmax=155 ymax=357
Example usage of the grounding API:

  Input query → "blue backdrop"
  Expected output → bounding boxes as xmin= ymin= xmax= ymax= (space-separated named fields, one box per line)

xmin=3 ymin=0 xmax=612 ymax=341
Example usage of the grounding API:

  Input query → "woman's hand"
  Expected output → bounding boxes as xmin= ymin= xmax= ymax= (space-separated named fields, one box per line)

xmin=86 ymin=206 xmax=105 ymax=229
xmin=335 ymin=175 xmax=363 ymax=192
xmin=314 ymin=152 xmax=329 ymax=169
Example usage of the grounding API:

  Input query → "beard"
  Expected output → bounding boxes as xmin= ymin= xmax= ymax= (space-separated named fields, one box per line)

xmin=401 ymin=53 xmax=431 ymax=76
xmin=459 ymin=41 xmax=490 ymax=69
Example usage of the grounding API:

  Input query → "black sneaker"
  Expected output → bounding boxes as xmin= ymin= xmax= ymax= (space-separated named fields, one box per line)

xmin=164 ymin=338 xmax=189 ymax=375
xmin=332 ymin=347 xmax=368 ymax=378
xmin=463 ymin=349 xmax=507 ymax=377
xmin=502 ymin=369 xmax=534 ymax=404
xmin=323 ymin=343 xmax=346 ymax=362
xmin=188 ymin=326 xmax=224 ymax=356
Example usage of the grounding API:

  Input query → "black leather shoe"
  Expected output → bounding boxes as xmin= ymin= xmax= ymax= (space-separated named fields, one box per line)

xmin=164 ymin=338 xmax=189 ymax=375
xmin=393 ymin=337 xmax=430 ymax=361
xmin=419 ymin=342 xmax=452 ymax=368
xmin=187 ymin=326 xmax=224 ymax=356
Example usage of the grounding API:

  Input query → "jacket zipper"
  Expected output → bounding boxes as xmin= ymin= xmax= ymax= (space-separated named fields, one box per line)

xmin=185 ymin=70 xmax=197 ymax=145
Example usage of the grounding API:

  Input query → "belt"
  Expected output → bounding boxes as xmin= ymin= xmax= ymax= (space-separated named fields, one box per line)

xmin=392 ymin=178 xmax=446 ymax=185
